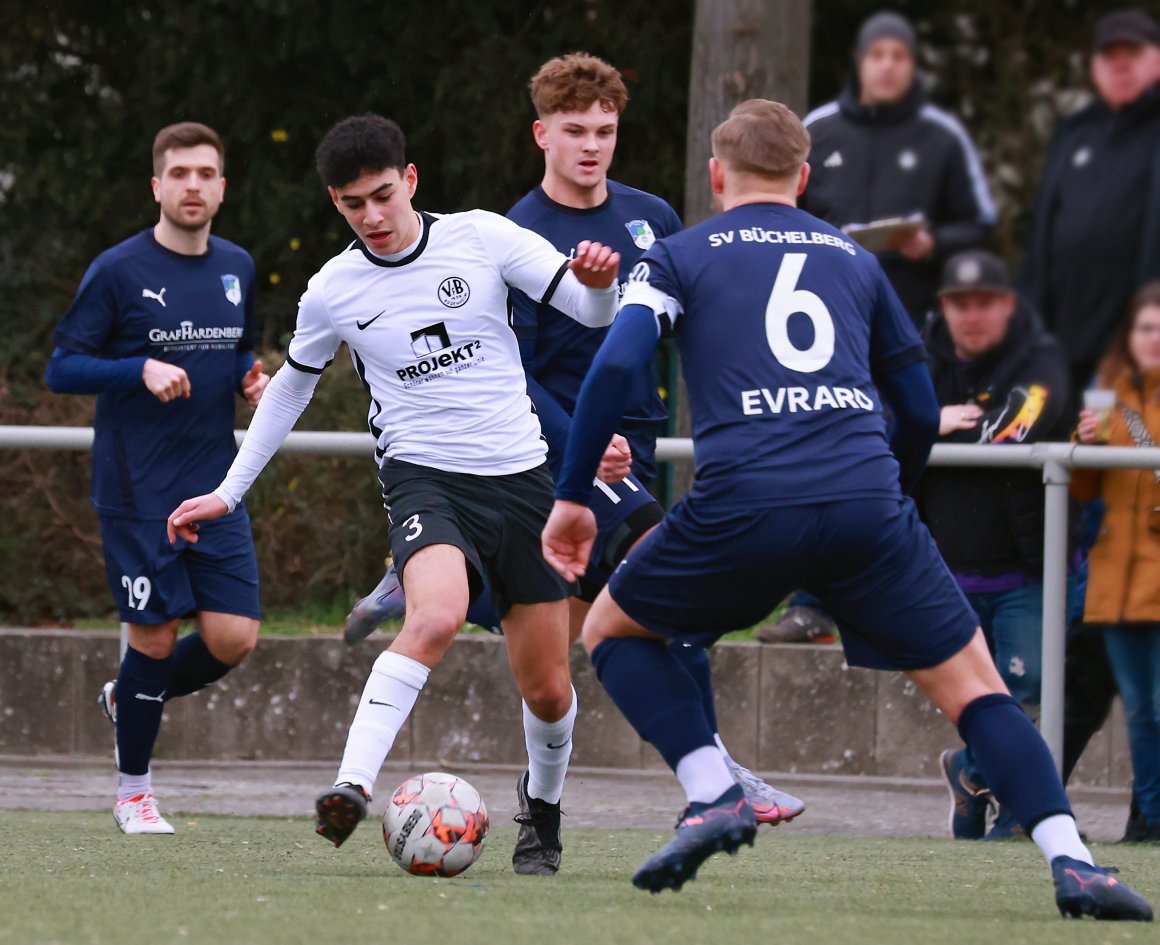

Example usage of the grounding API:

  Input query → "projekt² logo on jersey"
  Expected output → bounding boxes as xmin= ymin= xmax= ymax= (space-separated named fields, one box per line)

xmin=396 ymin=321 xmax=483 ymax=388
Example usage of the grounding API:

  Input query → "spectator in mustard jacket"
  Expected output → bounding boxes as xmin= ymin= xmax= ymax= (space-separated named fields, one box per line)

xmin=1073 ymin=281 xmax=1160 ymax=842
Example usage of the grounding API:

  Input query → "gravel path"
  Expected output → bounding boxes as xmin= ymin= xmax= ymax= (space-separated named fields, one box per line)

xmin=0 ymin=755 xmax=1133 ymax=842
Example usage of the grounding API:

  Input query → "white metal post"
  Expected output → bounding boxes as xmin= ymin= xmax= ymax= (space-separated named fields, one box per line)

xmin=1040 ymin=456 xmax=1072 ymax=772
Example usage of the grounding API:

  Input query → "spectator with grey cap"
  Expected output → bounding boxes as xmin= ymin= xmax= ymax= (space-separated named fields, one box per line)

xmin=801 ymin=10 xmax=997 ymax=328
xmin=919 ymin=249 xmax=1073 ymax=841
xmin=761 ymin=15 xmax=997 ymax=646
xmin=1021 ymin=7 xmax=1160 ymax=407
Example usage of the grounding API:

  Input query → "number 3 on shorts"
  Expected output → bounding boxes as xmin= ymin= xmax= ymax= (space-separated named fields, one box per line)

xmin=120 ymin=575 xmax=152 ymax=611
xmin=402 ymin=514 xmax=423 ymax=542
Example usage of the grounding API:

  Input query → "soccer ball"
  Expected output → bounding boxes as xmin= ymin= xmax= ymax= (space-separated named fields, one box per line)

xmin=382 ymin=772 xmax=489 ymax=877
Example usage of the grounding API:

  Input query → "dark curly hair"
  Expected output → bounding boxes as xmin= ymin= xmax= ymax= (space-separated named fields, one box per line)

xmin=315 ymin=114 xmax=407 ymax=188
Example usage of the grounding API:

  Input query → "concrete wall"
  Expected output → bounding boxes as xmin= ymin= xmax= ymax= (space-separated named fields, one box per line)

xmin=0 ymin=629 xmax=1129 ymax=787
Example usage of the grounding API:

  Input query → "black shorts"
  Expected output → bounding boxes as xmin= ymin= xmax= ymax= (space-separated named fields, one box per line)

xmin=378 ymin=458 xmax=576 ymax=618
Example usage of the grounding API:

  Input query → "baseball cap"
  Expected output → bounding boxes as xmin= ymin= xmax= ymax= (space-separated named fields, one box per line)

xmin=938 ymin=250 xmax=1012 ymax=296
xmin=1092 ymin=9 xmax=1160 ymax=52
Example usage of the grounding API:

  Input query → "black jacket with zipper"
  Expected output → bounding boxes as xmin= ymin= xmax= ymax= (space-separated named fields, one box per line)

xmin=1019 ymin=80 xmax=1160 ymax=384
xmin=918 ymin=300 xmax=1071 ymax=577
xmin=801 ymin=76 xmax=996 ymax=327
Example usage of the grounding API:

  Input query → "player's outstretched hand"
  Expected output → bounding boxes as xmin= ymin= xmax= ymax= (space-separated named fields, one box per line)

xmin=143 ymin=358 xmax=191 ymax=403
xmin=542 ymin=500 xmax=597 ymax=582
xmin=597 ymin=433 xmax=632 ymax=483
xmin=241 ymin=359 xmax=270 ymax=408
xmin=569 ymin=240 xmax=622 ymax=290
xmin=167 ymin=494 xmax=228 ymax=544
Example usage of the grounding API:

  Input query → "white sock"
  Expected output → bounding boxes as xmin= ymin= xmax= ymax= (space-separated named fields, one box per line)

xmin=336 ymin=651 xmax=429 ymax=796
xmin=117 ymin=771 xmax=151 ymax=802
xmin=714 ymin=732 xmax=736 ymax=768
xmin=675 ymin=745 xmax=736 ymax=804
xmin=1030 ymin=814 xmax=1094 ymax=867
xmin=523 ymin=685 xmax=577 ymax=805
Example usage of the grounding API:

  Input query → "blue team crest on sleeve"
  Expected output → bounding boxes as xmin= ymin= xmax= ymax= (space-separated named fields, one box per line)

xmin=625 ymin=219 xmax=656 ymax=250
xmin=220 ymin=274 xmax=242 ymax=307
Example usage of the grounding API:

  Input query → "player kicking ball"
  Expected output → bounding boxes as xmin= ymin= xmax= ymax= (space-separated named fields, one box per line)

xmin=168 ymin=115 xmax=621 ymax=875
xmin=346 ymin=52 xmax=806 ymax=830
xmin=47 ymin=123 xmax=268 ymax=835
xmin=541 ymin=100 xmax=1152 ymax=920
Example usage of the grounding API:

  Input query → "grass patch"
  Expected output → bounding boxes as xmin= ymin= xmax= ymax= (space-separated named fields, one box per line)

xmin=1 ymin=811 xmax=1155 ymax=945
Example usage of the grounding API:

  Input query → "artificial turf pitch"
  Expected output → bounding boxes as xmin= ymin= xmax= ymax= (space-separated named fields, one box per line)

xmin=2 ymin=811 xmax=1156 ymax=945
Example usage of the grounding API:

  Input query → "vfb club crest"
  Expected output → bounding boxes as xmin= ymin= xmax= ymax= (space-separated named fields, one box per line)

xmin=220 ymin=274 xmax=242 ymax=307
xmin=438 ymin=276 xmax=470 ymax=308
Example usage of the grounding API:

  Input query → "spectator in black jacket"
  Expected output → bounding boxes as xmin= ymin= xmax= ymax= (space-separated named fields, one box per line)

xmin=1021 ymin=8 xmax=1160 ymax=405
xmin=801 ymin=10 xmax=997 ymax=327
xmin=924 ymin=251 xmax=1072 ymax=842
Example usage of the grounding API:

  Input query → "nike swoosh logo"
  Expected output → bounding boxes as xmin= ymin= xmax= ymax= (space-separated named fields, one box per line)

xmin=368 ymin=698 xmax=397 ymax=708
xmin=357 ymin=311 xmax=385 ymax=330
xmin=546 ymin=737 xmax=572 ymax=750
xmin=134 ymin=691 xmax=166 ymax=702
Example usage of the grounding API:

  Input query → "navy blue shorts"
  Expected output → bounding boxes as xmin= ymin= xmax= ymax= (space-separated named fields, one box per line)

xmin=99 ymin=509 xmax=261 ymax=624
xmin=608 ymin=496 xmax=977 ymax=671
xmin=578 ymin=472 xmax=664 ymax=602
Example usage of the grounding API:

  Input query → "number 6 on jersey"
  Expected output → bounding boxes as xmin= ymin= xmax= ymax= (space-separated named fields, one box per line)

xmin=765 ymin=253 xmax=835 ymax=373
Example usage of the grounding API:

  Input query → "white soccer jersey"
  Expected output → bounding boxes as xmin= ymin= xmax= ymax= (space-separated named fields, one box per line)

xmin=287 ymin=210 xmax=606 ymax=475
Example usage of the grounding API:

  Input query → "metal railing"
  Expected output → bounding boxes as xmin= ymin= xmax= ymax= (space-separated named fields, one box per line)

xmin=4 ymin=424 xmax=1159 ymax=771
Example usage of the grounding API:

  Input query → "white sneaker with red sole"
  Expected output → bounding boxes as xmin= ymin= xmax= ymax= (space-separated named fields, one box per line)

xmin=114 ymin=794 xmax=175 ymax=835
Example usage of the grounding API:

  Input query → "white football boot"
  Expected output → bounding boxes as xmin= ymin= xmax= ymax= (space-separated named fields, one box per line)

xmin=114 ymin=793 xmax=175 ymax=835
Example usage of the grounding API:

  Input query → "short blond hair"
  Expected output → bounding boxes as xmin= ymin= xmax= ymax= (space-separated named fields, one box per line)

xmin=529 ymin=52 xmax=628 ymax=117
xmin=711 ymin=100 xmax=809 ymax=180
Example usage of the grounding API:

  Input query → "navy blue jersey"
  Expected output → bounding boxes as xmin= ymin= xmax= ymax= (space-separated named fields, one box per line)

xmin=53 ymin=229 xmax=256 ymax=518
xmin=623 ymin=202 xmax=924 ymax=509
xmin=508 ymin=181 xmax=681 ymax=481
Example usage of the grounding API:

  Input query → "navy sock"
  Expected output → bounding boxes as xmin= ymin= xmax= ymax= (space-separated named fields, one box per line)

xmin=114 ymin=646 xmax=173 ymax=776
xmin=669 ymin=642 xmax=719 ymax=734
xmin=166 ymin=632 xmax=233 ymax=700
xmin=957 ymin=693 xmax=1072 ymax=832
xmin=590 ymin=637 xmax=716 ymax=770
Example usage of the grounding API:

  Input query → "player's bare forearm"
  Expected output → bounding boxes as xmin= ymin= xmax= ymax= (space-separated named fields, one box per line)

xmin=568 ymin=240 xmax=621 ymax=289
xmin=167 ymin=493 xmax=228 ymax=544
xmin=541 ymin=500 xmax=597 ymax=582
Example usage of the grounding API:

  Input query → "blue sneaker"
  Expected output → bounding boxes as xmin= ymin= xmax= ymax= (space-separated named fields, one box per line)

xmin=1052 ymin=856 xmax=1153 ymax=921
xmin=985 ymin=804 xmax=1026 ymax=841
xmin=632 ymin=784 xmax=757 ymax=893
xmin=939 ymin=749 xmax=990 ymax=839
xmin=344 ymin=561 xmax=406 ymax=645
